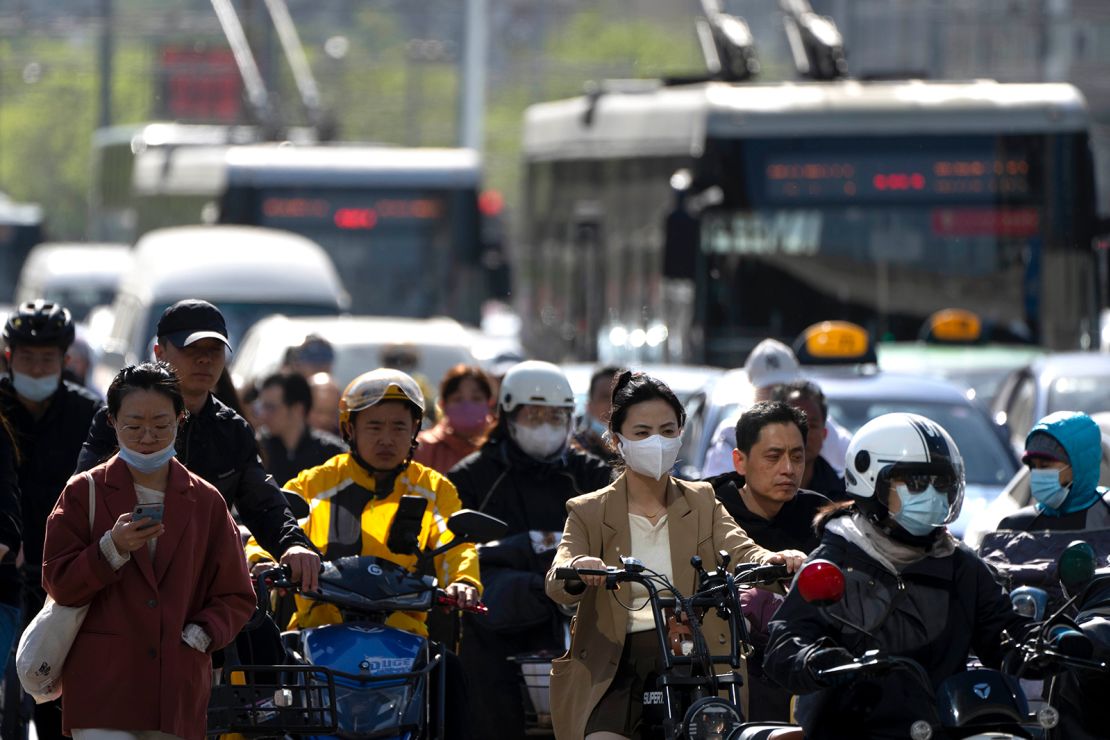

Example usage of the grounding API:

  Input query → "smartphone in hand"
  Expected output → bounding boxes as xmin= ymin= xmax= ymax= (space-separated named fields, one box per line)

xmin=132 ymin=503 xmax=165 ymax=531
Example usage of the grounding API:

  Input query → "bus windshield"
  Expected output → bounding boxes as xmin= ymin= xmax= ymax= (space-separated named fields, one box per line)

xmin=221 ymin=186 xmax=481 ymax=319
xmin=696 ymin=132 xmax=1094 ymax=363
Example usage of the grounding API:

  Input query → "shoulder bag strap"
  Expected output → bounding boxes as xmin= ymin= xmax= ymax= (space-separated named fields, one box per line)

xmin=83 ymin=471 xmax=96 ymax=535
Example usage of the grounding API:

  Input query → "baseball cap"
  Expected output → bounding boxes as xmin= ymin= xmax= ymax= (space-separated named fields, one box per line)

xmin=744 ymin=338 xmax=801 ymax=389
xmin=156 ymin=299 xmax=231 ymax=350
xmin=1022 ymin=431 xmax=1069 ymax=466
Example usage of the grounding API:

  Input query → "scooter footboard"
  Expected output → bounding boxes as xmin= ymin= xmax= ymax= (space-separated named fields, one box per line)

xmin=208 ymin=664 xmax=338 ymax=736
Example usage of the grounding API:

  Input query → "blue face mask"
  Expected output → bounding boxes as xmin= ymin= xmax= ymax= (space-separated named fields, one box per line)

xmin=1030 ymin=467 xmax=1070 ymax=511
xmin=892 ymin=484 xmax=951 ymax=536
xmin=11 ymin=371 xmax=60 ymax=403
xmin=117 ymin=439 xmax=177 ymax=474
xmin=586 ymin=415 xmax=607 ymax=438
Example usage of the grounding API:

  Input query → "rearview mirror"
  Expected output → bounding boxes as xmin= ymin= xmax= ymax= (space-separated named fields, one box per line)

xmin=1058 ymin=540 xmax=1097 ymax=595
xmin=447 ymin=509 xmax=508 ymax=545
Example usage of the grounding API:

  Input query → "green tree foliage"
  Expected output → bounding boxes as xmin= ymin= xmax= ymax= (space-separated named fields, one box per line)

xmin=0 ymin=38 xmax=152 ymax=240
xmin=0 ymin=4 xmax=702 ymax=241
xmin=483 ymin=9 xmax=701 ymax=223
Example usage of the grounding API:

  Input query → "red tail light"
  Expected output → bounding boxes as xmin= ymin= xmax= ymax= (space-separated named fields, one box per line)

xmin=796 ymin=559 xmax=846 ymax=606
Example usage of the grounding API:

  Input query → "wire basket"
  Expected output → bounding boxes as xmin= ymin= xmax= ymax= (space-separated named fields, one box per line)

xmin=207 ymin=664 xmax=337 ymax=736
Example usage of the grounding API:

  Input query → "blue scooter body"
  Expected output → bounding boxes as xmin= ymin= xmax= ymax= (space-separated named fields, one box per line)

xmin=300 ymin=622 xmax=430 ymax=740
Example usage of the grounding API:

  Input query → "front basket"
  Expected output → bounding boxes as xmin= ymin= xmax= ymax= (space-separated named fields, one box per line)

xmin=207 ymin=664 xmax=338 ymax=736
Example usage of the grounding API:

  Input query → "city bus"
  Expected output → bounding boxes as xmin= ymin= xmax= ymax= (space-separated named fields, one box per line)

xmin=96 ymin=133 xmax=499 ymax=322
xmin=519 ymin=79 xmax=1101 ymax=366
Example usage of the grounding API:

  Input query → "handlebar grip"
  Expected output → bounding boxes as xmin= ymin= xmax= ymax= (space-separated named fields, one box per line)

xmin=744 ymin=563 xmax=790 ymax=583
xmin=554 ymin=567 xmax=583 ymax=582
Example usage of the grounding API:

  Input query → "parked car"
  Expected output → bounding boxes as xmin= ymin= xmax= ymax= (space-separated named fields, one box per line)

xmin=876 ymin=341 xmax=1044 ymax=409
xmin=14 ymin=242 xmax=131 ymax=321
xmin=991 ymin=352 xmax=1110 ymax=453
xmin=679 ymin=368 xmax=1018 ymax=538
xmin=90 ymin=225 xmax=348 ymax=395
xmin=230 ymin=314 xmax=477 ymax=407
xmin=560 ymin=362 xmax=725 ymax=418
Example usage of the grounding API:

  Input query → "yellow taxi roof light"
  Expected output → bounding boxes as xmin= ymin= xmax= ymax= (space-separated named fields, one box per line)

xmin=802 ymin=321 xmax=871 ymax=359
xmin=926 ymin=309 xmax=982 ymax=343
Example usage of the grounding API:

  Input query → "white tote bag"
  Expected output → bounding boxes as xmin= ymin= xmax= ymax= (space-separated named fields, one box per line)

xmin=16 ymin=471 xmax=96 ymax=703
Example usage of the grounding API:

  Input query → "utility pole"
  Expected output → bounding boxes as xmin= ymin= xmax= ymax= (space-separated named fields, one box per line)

xmin=98 ymin=0 xmax=113 ymax=128
xmin=458 ymin=0 xmax=487 ymax=151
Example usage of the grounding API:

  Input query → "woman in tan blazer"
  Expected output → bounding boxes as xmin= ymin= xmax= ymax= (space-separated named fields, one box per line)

xmin=545 ymin=372 xmax=806 ymax=740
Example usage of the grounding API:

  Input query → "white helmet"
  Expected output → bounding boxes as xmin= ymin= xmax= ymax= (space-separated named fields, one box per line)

xmin=499 ymin=361 xmax=575 ymax=414
xmin=844 ymin=412 xmax=965 ymax=529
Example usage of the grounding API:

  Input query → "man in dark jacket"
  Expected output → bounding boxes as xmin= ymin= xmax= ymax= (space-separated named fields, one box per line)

xmin=706 ymin=401 xmax=830 ymax=554
xmin=449 ymin=361 xmax=611 ymax=740
xmin=773 ymin=380 xmax=846 ymax=500
xmin=75 ymin=300 xmax=319 ymax=589
xmin=0 ymin=301 xmax=98 ymax=740
xmin=254 ymin=370 xmax=345 ymax=486
xmin=764 ymin=412 xmax=1029 ymax=739
xmin=704 ymin=401 xmax=829 ymax=721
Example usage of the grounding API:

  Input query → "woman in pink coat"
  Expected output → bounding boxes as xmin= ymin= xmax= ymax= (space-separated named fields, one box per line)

xmin=43 ymin=362 xmax=255 ymax=740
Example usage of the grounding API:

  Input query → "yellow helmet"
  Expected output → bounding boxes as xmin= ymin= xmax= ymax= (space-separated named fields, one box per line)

xmin=339 ymin=368 xmax=426 ymax=427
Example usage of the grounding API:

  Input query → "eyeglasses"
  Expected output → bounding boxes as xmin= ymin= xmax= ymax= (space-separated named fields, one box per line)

xmin=118 ymin=423 xmax=176 ymax=443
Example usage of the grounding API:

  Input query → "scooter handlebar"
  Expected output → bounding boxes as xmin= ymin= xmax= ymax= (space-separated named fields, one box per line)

xmin=735 ymin=562 xmax=790 ymax=585
xmin=257 ymin=564 xmax=297 ymax=591
xmin=436 ymin=592 xmax=490 ymax=614
xmin=554 ymin=566 xmax=613 ymax=581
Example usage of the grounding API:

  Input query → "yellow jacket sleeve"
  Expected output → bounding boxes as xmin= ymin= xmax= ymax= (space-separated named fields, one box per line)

xmin=426 ymin=475 xmax=482 ymax=594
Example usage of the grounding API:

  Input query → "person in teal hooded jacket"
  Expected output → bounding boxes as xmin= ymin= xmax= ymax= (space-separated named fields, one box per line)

xmin=999 ymin=411 xmax=1110 ymax=531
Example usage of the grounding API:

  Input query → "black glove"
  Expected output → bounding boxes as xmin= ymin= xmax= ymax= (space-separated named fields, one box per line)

xmin=805 ymin=646 xmax=856 ymax=687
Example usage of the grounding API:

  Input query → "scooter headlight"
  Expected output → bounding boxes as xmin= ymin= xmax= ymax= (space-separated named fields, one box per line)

xmin=682 ymin=698 xmax=742 ymax=740
xmin=1037 ymin=705 xmax=1060 ymax=729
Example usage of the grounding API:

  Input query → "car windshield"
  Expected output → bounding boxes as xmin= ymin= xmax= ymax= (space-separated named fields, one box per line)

xmin=46 ymin=286 xmax=117 ymax=323
xmin=826 ymin=399 xmax=1016 ymax=486
xmin=1048 ymin=375 xmax=1110 ymax=416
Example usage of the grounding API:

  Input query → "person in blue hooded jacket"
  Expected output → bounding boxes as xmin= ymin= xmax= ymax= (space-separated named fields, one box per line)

xmin=999 ymin=411 xmax=1110 ymax=531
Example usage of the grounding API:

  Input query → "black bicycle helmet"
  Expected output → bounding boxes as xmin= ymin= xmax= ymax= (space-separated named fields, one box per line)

xmin=3 ymin=300 xmax=75 ymax=349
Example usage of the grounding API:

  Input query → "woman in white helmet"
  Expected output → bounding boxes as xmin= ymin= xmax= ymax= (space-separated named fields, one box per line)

xmin=449 ymin=360 xmax=613 ymax=740
xmin=763 ymin=412 xmax=1028 ymax=740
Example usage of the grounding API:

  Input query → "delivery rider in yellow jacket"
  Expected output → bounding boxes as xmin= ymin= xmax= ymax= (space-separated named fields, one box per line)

xmin=245 ymin=368 xmax=482 ymax=638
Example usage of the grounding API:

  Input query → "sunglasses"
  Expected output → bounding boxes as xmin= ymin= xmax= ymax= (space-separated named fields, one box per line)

xmin=895 ymin=474 xmax=956 ymax=495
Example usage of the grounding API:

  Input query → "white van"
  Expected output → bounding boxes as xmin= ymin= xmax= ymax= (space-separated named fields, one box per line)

xmin=14 ymin=242 xmax=132 ymax=322
xmin=230 ymin=314 xmax=477 ymax=406
xmin=91 ymin=225 xmax=349 ymax=394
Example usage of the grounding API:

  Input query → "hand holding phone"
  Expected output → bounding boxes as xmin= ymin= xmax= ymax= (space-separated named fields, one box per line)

xmin=111 ymin=505 xmax=165 ymax=554
xmin=132 ymin=503 xmax=165 ymax=531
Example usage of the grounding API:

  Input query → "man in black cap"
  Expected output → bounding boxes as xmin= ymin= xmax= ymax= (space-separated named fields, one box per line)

xmin=76 ymin=299 xmax=320 ymax=591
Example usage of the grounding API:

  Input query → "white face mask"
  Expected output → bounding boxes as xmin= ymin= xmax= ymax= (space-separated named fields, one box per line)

xmin=510 ymin=421 xmax=569 ymax=460
xmin=11 ymin=371 xmax=60 ymax=402
xmin=618 ymin=433 xmax=682 ymax=480
xmin=117 ymin=438 xmax=177 ymax=474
